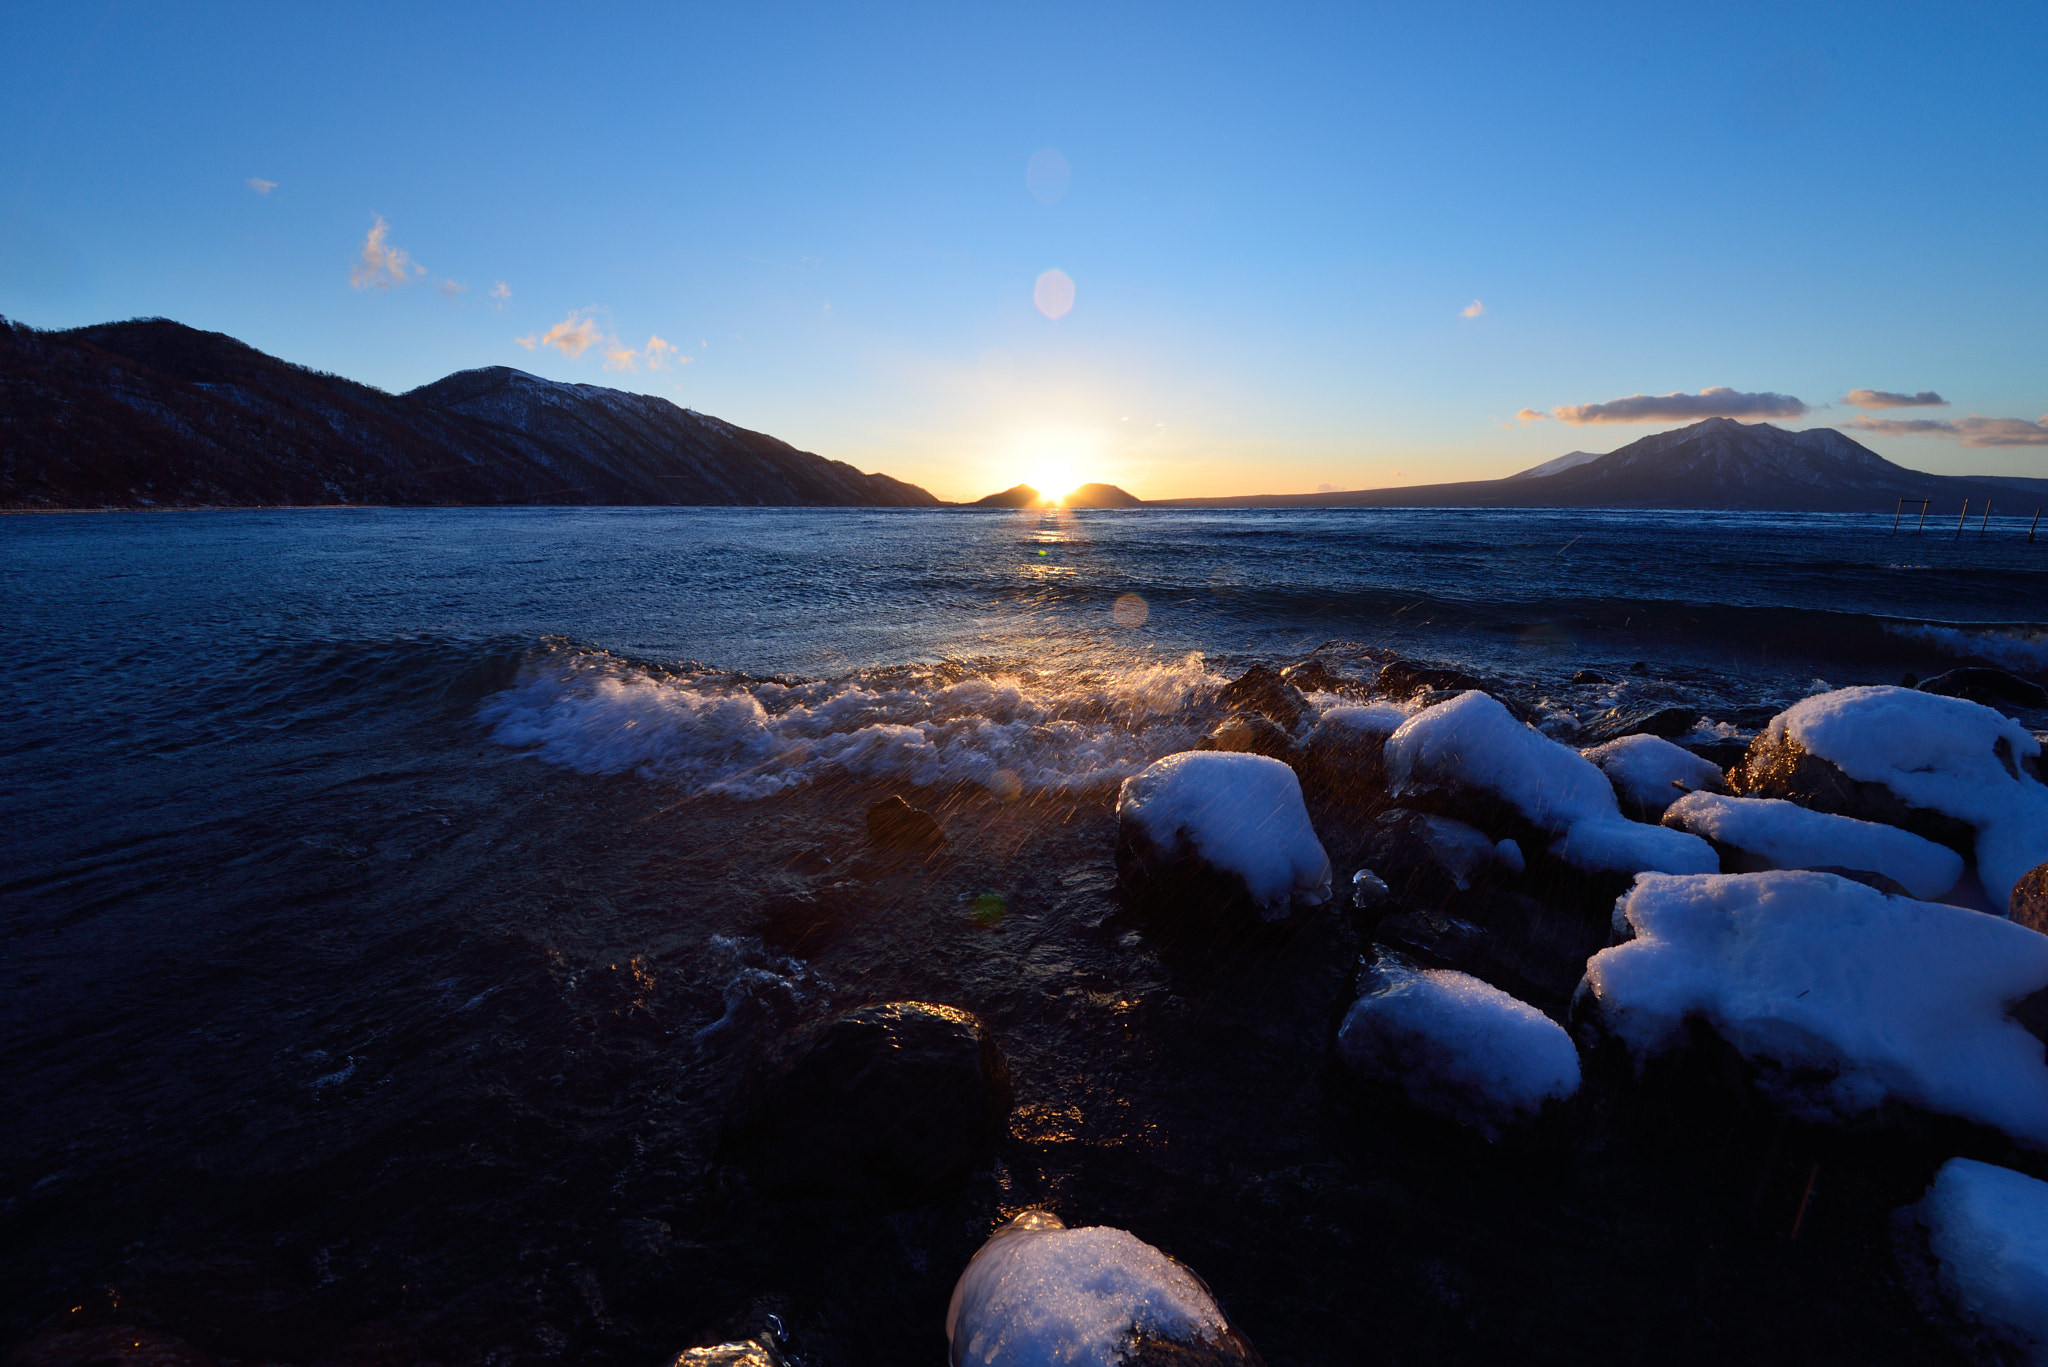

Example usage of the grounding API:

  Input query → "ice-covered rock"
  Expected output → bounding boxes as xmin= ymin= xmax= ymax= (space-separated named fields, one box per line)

xmin=1581 ymin=871 xmax=2048 ymax=1146
xmin=1581 ymin=733 xmax=1729 ymax=820
xmin=2016 ymin=862 xmax=2048 ymax=935
xmin=1115 ymin=751 xmax=1332 ymax=917
xmin=1384 ymin=690 xmax=1717 ymax=876
xmin=1734 ymin=686 xmax=2048 ymax=907
xmin=1915 ymin=1158 xmax=2048 ymax=1363
xmin=945 ymin=1210 xmax=1258 ymax=1367
xmin=1662 ymin=791 xmax=1965 ymax=900
xmin=1360 ymin=808 xmax=1520 ymax=906
xmin=1298 ymin=700 xmax=1413 ymax=801
xmin=1337 ymin=956 xmax=1580 ymax=1139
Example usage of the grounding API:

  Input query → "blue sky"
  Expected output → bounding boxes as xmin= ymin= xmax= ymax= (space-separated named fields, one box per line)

xmin=3 ymin=1 xmax=2044 ymax=501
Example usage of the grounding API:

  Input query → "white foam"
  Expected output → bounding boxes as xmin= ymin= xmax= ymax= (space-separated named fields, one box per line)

xmin=1338 ymin=957 xmax=1580 ymax=1139
xmin=1917 ymin=1158 xmax=2048 ymax=1362
xmin=1116 ymin=751 xmax=1332 ymax=916
xmin=1767 ymin=686 xmax=2048 ymax=906
xmin=1889 ymin=623 xmax=2048 ymax=675
xmin=945 ymin=1211 xmax=1231 ymax=1367
xmin=1583 ymin=871 xmax=2048 ymax=1146
xmin=1663 ymin=791 xmax=1965 ymax=900
xmin=1384 ymin=691 xmax=1718 ymax=875
xmin=1582 ymin=733 xmax=1728 ymax=818
xmin=480 ymin=650 xmax=1221 ymax=799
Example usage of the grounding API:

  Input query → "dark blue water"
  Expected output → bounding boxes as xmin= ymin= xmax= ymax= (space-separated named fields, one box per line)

xmin=3 ymin=507 xmax=2043 ymax=1366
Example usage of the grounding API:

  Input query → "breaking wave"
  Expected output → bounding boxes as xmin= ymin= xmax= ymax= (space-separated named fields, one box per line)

xmin=1886 ymin=624 xmax=2048 ymax=674
xmin=478 ymin=647 xmax=1225 ymax=798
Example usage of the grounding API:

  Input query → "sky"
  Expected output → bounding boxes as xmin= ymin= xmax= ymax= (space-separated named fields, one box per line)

xmin=3 ymin=2 xmax=2045 ymax=503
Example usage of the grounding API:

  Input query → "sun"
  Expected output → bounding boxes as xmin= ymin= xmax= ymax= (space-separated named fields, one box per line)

xmin=1030 ymin=464 xmax=1080 ymax=504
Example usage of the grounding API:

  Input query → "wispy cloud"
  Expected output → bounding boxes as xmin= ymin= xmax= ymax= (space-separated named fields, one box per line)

xmin=246 ymin=177 xmax=277 ymax=196
xmin=349 ymin=215 xmax=425 ymax=290
xmin=438 ymin=279 xmax=466 ymax=301
xmin=602 ymin=338 xmax=640 ymax=371
xmin=489 ymin=281 xmax=512 ymax=311
xmin=1461 ymin=299 xmax=1485 ymax=318
xmin=1844 ymin=414 xmax=2048 ymax=447
xmin=1515 ymin=407 xmax=1549 ymax=422
xmin=1843 ymin=388 xmax=1947 ymax=410
xmin=643 ymin=335 xmax=688 ymax=371
xmin=1550 ymin=387 xmax=1807 ymax=425
xmin=517 ymin=310 xmax=606 ymax=358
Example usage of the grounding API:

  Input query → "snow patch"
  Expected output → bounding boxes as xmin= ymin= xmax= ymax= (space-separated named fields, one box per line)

xmin=1917 ymin=1158 xmax=2048 ymax=1364
xmin=1116 ymin=751 xmax=1332 ymax=916
xmin=1385 ymin=690 xmax=1717 ymax=875
xmin=1338 ymin=957 xmax=1580 ymax=1139
xmin=945 ymin=1211 xmax=1231 ymax=1367
xmin=1768 ymin=686 xmax=2048 ymax=905
xmin=1663 ymin=791 xmax=1964 ymax=900
xmin=1582 ymin=733 xmax=1729 ymax=818
xmin=1583 ymin=871 xmax=2048 ymax=1146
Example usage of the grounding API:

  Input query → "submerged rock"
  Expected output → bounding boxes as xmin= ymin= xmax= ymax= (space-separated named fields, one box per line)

xmin=1918 ymin=666 xmax=2048 ymax=710
xmin=1216 ymin=664 xmax=1310 ymax=732
xmin=731 ymin=1001 xmax=1011 ymax=1201
xmin=867 ymin=794 xmax=945 ymax=851
xmin=1279 ymin=659 xmax=1362 ymax=695
xmin=945 ymin=1210 xmax=1262 ymax=1367
xmin=1116 ymin=751 xmax=1332 ymax=918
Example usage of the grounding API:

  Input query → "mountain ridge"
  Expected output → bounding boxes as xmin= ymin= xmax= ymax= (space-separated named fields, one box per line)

xmin=0 ymin=317 xmax=939 ymax=509
xmin=1156 ymin=418 xmax=2040 ymax=512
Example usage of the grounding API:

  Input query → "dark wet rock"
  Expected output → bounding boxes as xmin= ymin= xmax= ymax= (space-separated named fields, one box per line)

xmin=1628 ymin=660 xmax=1649 ymax=675
xmin=1123 ymin=1332 xmax=1266 ymax=1366
xmin=1370 ymin=901 xmax=1590 ymax=1015
xmin=1217 ymin=664 xmax=1310 ymax=731
xmin=1919 ymin=666 xmax=2048 ymax=709
xmin=1350 ymin=868 xmax=1391 ymax=908
xmin=730 ymin=1001 xmax=1011 ymax=1201
xmin=1800 ymin=865 xmax=1914 ymax=898
xmin=666 ymin=1341 xmax=786 ymax=1366
xmin=1731 ymin=731 xmax=1978 ymax=855
xmin=866 ymin=795 xmax=944 ymax=851
xmin=2012 ymin=861 xmax=2048 ymax=933
xmin=1361 ymin=809 xmax=1517 ymax=908
xmin=1682 ymin=737 xmax=1751 ymax=771
xmin=1372 ymin=663 xmax=1541 ymax=724
xmin=1569 ymin=669 xmax=1608 ymax=685
xmin=1579 ymin=703 xmax=1698 ymax=747
xmin=1196 ymin=711 xmax=1299 ymax=761
xmin=1280 ymin=659 xmax=1361 ymax=695
xmin=6 ymin=1326 xmax=217 ymax=1367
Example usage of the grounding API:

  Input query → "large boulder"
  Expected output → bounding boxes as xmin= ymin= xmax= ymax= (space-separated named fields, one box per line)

xmin=1359 ymin=808 xmax=1520 ymax=908
xmin=946 ymin=1210 xmax=1262 ymax=1367
xmin=1661 ymin=792 xmax=1964 ymax=900
xmin=1194 ymin=711 xmax=1298 ymax=761
xmin=1216 ymin=664 xmax=1310 ymax=732
xmin=730 ymin=1001 xmax=1011 ymax=1201
xmin=1116 ymin=751 xmax=1332 ymax=919
xmin=1581 ymin=733 xmax=1729 ymax=821
xmin=1918 ymin=666 xmax=2048 ymax=710
xmin=2013 ymin=861 xmax=2048 ymax=934
xmin=1730 ymin=686 xmax=2048 ymax=905
xmin=1910 ymin=1159 xmax=2048 ymax=1363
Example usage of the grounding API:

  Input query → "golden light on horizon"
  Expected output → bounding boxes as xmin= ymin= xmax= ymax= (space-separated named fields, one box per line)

xmin=1011 ymin=428 xmax=1099 ymax=504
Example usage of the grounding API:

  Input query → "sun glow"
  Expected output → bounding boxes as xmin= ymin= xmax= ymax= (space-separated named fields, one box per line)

xmin=1011 ymin=430 xmax=1099 ymax=505
xmin=1030 ymin=465 xmax=1080 ymax=503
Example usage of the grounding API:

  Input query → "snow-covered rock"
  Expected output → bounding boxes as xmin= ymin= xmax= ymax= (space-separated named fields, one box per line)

xmin=1582 ymin=871 xmax=2048 ymax=1146
xmin=1384 ymin=690 xmax=1717 ymax=876
xmin=1916 ymin=1158 xmax=2048 ymax=1363
xmin=1662 ymin=791 xmax=1965 ymax=900
xmin=1338 ymin=956 xmax=1581 ymax=1139
xmin=945 ymin=1210 xmax=1257 ymax=1367
xmin=1115 ymin=751 xmax=1332 ymax=917
xmin=1738 ymin=686 xmax=2048 ymax=908
xmin=1307 ymin=700 xmax=1414 ymax=750
xmin=1581 ymin=733 xmax=1729 ymax=819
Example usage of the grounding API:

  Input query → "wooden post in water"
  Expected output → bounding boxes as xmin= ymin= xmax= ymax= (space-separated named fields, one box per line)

xmin=2032 ymin=507 xmax=2041 ymax=543
xmin=1979 ymin=499 xmax=1994 ymax=536
xmin=1956 ymin=499 xmax=1970 ymax=539
xmin=1917 ymin=500 xmax=1931 ymax=533
xmin=1892 ymin=498 xmax=1905 ymax=534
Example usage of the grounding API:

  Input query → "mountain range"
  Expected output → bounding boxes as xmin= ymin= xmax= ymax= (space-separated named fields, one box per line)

xmin=0 ymin=317 xmax=938 ymax=509
xmin=1156 ymin=418 xmax=2043 ymax=513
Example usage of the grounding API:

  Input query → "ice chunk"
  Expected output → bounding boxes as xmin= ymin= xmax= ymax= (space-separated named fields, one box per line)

xmin=1384 ymin=691 xmax=1717 ymax=875
xmin=1116 ymin=751 xmax=1332 ymax=916
xmin=945 ymin=1210 xmax=1244 ymax=1367
xmin=1663 ymin=791 xmax=1965 ymax=900
xmin=1916 ymin=1158 xmax=2048 ymax=1362
xmin=1583 ymin=871 xmax=2048 ymax=1146
xmin=1764 ymin=686 xmax=2048 ymax=906
xmin=1581 ymin=733 xmax=1728 ymax=818
xmin=1338 ymin=957 xmax=1580 ymax=1140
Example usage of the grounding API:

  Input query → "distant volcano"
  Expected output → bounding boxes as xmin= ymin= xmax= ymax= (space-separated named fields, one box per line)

xmin=1156 ymin=418 xmax=2042 ymax=513
xmin=967 ymin=482 xmax=1143 ymax=508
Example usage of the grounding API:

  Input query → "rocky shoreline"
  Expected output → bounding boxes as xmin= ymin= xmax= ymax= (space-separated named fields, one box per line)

xmin=12 ymin=649 xmax=2048 ymax=1367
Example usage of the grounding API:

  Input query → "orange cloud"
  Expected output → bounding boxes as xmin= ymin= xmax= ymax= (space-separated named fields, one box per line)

xmin=518 ymin=310 xmax=606 ymax=358
xmin=1552 ymin=387 xmax=1806 ymax=424
xmin=489 ymin=281 xmax=512 ymax=311
xmin=1516 ymin=407 xmax=1548 ymax=422
xmin=1461 ymin=299 xmax=1485 ymax=318
xmin=350 ymin=215 xmax=424 ymax=290
xmin=1843 ymin=414 xmax=2048 ymax=447
xmin=643 ymin=335 xmax=689 ymax=371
